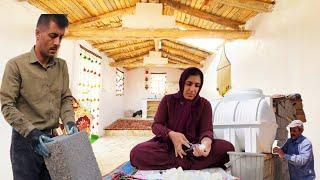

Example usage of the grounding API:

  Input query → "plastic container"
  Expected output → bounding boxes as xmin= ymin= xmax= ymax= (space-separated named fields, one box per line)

xmin=227 ymin=152 xmax=265 ymax=180
xmin=211 ymin=89 xmax=278 ymax=153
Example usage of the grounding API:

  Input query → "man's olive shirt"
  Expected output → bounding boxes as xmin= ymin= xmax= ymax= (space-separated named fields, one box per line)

xmin=0 ymin=47 xmax=75 ymax=137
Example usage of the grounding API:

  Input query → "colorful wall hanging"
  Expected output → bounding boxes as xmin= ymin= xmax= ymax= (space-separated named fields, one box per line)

xmin=77 ymin=45 xmax=102 ymax=135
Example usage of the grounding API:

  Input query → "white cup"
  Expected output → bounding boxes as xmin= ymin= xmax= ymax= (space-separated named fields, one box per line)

xmin=272 ymin=140 xmax=279 ymax=154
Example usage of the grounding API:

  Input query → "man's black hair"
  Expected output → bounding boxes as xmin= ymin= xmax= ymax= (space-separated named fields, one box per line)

xmin=36 ymin=14 xmax=69 ymax=28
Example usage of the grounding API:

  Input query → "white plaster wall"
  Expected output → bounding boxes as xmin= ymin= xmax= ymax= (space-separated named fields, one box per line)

xmin=202 ymin=0 xmax=320 ymax=176
xmin=124 ymin=67 xmax=182 ymax=113
xmin=99 ymin=57 xmax=126 ymax=132
xmin=200 ymin=53 xmax=222 ymax=101
xmin=0 ymin=1 xmax=44 ymax=179
xmin=124 ymin=68 xmax=146 ymax=112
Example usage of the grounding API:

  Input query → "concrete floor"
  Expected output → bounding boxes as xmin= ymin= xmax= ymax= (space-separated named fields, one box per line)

xmin=92 ymin=135 xmax=153 ymax=176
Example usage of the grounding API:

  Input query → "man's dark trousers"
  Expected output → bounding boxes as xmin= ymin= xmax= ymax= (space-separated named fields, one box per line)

xmin=10 ymin=129 xmax=51 ymax=180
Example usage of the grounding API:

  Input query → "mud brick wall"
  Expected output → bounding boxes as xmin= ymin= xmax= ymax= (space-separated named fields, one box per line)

xmin=271 ymin=93 xmax=306 ymax=180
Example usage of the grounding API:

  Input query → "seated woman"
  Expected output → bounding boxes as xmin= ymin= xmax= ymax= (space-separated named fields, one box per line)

xmin=130 ymin=67 xmax=234 ymax=170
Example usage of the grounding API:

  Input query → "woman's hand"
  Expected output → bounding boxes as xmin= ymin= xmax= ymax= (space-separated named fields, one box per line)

xmin=168 ymin=131 xmax=190 ymax=159
xmin=193 ymin=137 xmax=212 ymax=157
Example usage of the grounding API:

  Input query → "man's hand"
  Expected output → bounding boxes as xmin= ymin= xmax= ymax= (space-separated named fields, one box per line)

xmin=273 ymin=147 xmax=285 ymax=159
xmin=35 ymin=135 xmax=54 ymax=157
xmin=27 ymin=129 xmax=54 ymax=157
xmin=168 ymin=131 xmax=190 ymax=159
xmin=66 ymin=121 xmax=79 ymax=135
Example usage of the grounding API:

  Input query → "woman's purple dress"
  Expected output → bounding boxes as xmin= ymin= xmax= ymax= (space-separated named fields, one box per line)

xmin=130 ymin=68 xmax=234 ymax=170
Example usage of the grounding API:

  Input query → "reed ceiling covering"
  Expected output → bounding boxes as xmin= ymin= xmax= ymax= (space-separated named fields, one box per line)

xmin=27 ymin=0 xmax=275 ymax=69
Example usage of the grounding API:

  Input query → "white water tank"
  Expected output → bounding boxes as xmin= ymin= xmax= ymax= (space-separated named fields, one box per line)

xmin=211 ymin=89 xmax=278 ymax=153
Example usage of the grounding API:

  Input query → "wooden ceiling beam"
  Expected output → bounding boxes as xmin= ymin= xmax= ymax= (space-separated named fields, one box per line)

xmin=94 ymin=22 xmax=123 ymax=29
xmin=66 ymin=28 xmax=252 ymax=40
xmin=114 ymin=62 xmax=198 ymax=69
xmin=168 ymin=59 xmax=180 ymax=64
xmin=112 ymin=59 xmax=144 ymax=67
xmin=161 ymin=45 xmax=204 ymax=62
xmin=92 ymin=40 xmax=146 ymax=50
xmin=167 ymin=59 xmax=202 ymax=68
xmin=162 ymin=39 xmax=211 ymax=58
xmin=161 ymin=51 xmax=201 ymax=66
xmin=104 ymin=40 xmax=154 ymax=56
xmin=112 ymin=53 xmax=148 ymax=63
xmin=108 ymin=46 xmax=155 ymax=61
xmin=161 ymin=0 xmax=243 ymax=29
xmin=89 ymin=40 xmax=115 ymax=45
xmin=215 ymin=0 xmax=274 ymax=13
xmin=110 ymin=54 xmax=203 ymax=68
xmin=175 ymin=22 xmax=207 ymax=30
xmin=69 ymin=6 xmax=135 ymax=29
xmin=91 ymin=40 xmax=119 ymax=49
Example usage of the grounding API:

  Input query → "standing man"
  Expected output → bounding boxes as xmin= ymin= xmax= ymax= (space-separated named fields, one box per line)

xmin=0 ymin=14 xmax=78 ymax=180
xmin=273 ymin=120 xmax=315 ymax=180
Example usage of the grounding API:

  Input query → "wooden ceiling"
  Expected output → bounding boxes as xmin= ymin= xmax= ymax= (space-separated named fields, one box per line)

xmin=27 ymin=0 xmax=275 ymax=69
xmin=103 ymin=39 xmax=211 ymax=68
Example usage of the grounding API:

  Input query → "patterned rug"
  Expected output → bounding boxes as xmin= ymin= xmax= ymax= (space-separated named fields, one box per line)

xmin=103 ymin=161 xmax=138 ymax=180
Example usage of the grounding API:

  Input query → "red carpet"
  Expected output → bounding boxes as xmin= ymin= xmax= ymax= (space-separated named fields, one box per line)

xmin=104 ymin=119 xmax=153 ymax=130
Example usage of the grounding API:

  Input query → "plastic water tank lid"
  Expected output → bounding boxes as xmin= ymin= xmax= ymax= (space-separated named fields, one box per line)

xmin=227 ymin=88 xmax=263 ymax=95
